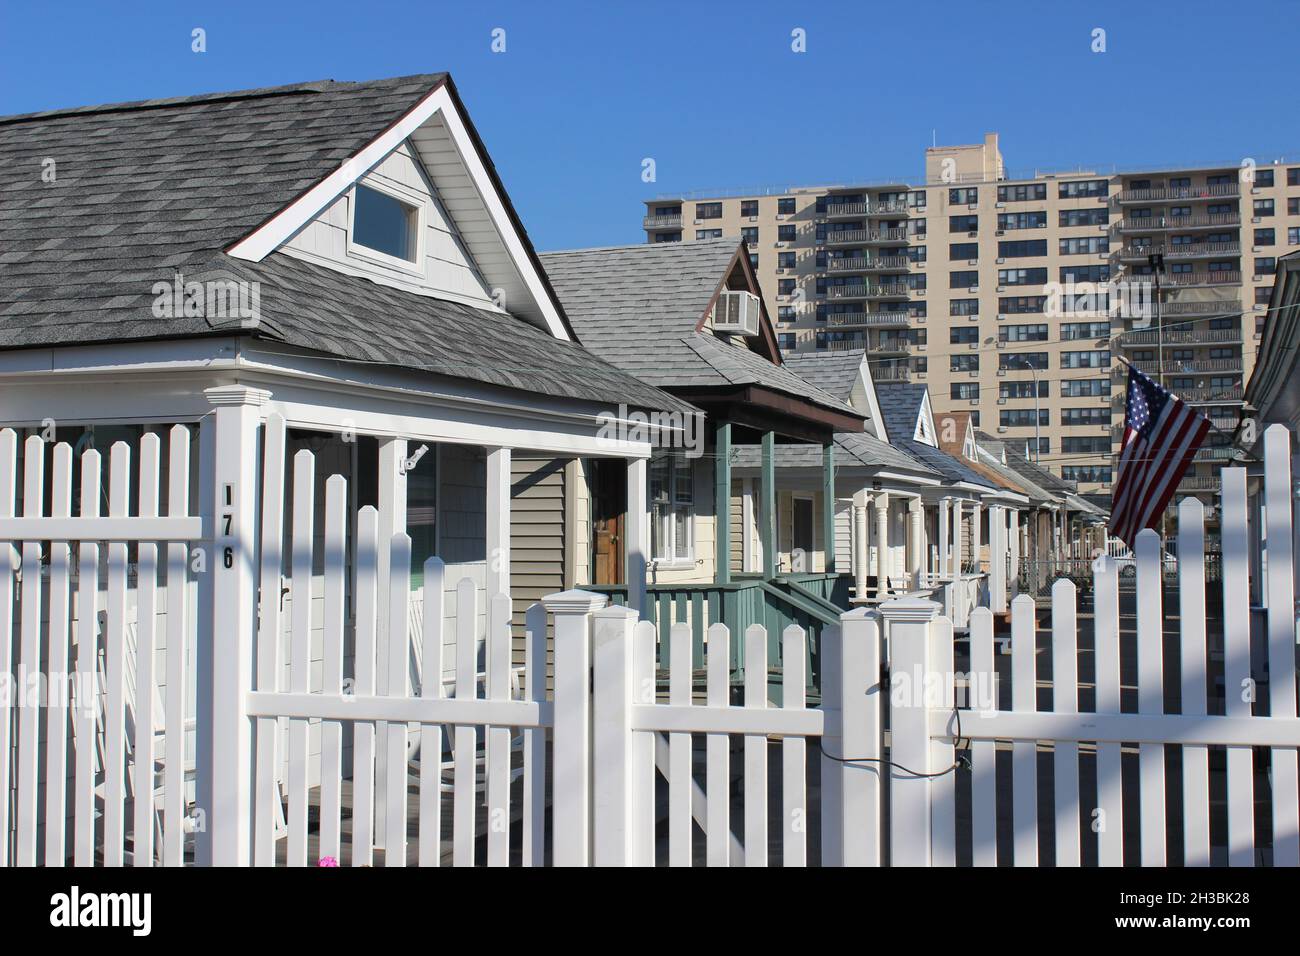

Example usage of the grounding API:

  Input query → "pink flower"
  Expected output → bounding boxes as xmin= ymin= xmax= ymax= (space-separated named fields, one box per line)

xmin=318 ymin=856 xmax=340 ymax=867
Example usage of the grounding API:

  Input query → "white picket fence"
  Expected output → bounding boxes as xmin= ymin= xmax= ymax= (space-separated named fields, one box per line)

xmin=2 ymin=422 xmax=1299 ymax=866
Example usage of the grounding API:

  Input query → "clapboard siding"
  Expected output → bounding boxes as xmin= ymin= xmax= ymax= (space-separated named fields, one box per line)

xmin=510 ymin=456 xmax=568 ymax=693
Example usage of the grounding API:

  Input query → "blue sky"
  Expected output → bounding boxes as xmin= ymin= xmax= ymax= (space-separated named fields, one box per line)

xmin=2 ymin=0 xmax=1297 ymax=250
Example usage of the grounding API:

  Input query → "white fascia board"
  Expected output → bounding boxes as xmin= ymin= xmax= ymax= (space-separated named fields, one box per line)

xmin=224 ymin=84 xmax=569 ymax=341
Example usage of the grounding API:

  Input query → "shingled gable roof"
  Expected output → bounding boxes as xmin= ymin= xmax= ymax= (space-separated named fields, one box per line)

xmin=875 ymin=383 xmax=996 ymax=489
xmin=539 ymin=239 xmax=861 ymax=421
xmin=0 ymin=74 xmax=690 ymax=414
xmin=934 ymin=411 xmax=1026 ymax=497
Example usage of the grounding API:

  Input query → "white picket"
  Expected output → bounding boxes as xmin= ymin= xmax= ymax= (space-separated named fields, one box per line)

xmin=743 ymin=624 xmax=768 ymax=867
xmin=286 ymin=450 xmax=314 ymax=867
xmin=1263 ymin=425 xmax=1300 ymax=867
xmin=44 ymin=443 xmax=73 ymax=866
xmin=318 ymin=475 xmax=347 ymax=863
xmin=452 ymin=576 xmax=477 ymax=866
xmin=1010 ymin=594 xmax=1037 ymax=867
xmin=668 ymin=621 xmax=692 ymax=866
xmin=929 ymin=614 xmax=956 ymax=867
xmin=419 ymin=557 xmax=446 ymax=867
xmin=1050 ymin=578 xmax=1081 ymax=867
xmin=522 ymin=601 xmax=545 ymax=866
xmin=705 ymin=622 xmax=730 ymax=867
xmin=0 ymin=430 xmax=14 ymax=868
xmin=15 ymin=435 xmax=44 ymax=866
xmin=1220 ymin=468 xmax=1255 ymax=866
xmin=73 ymin=448 xmax=101 ymax=867
xmin=1178 ymin=498 xmax=1211 ymax=866
xmin=253 ymin=413 xmax=285 ymax=867
xmin=969 ymin=607 xmax=997 ymax=867
xmin=632 ymin=619 xmax=657 ymax=866
xmin=132 ymin=433 xmax=160 ymax=867
xmin=1135 ymin=529 xmax=1167 ymax=865
xmin=351 ymin=507 xmax=379 ymax=867
xmin=102 ymin=441 xmax=129 ymax=866
xmin=163 ymin=425 xmax=190 ymax=868
xmin=1093 ymin=555 xmax=1124 ymax=866
xmin=384 ymin=534 xmax=412 ymax=866
xmin=781 ymin=624 xmax=807 ymax=867
xmin=486 ymin=592 xmax=512 ymax=867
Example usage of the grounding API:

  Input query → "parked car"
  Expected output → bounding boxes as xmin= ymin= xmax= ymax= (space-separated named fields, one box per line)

xmin=1110 ymin=547 xmax=1178 ymax=577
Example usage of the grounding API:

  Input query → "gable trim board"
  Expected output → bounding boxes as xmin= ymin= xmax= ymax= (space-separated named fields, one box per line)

xmin=225 ymin=77 xmax=574 ymax=342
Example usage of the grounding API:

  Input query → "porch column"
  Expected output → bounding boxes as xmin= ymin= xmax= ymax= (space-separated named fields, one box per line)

xmin=907 ymin=496 xmax=923 ymax=589
xmin=822 ymin=442 xmax=836 ymax=574
xmin=951 ymin=502 xmax=961 ymax=574
xmin=874 ymin=493 xmax=890 ymax=594
xmin=972 ymin=500 xmax=984 ymax=573
xmin=626 ymin=457 xmax=648 ymax=617
xmin=195 ymin=384 xmax=270 ymax=866
xmin=486 ymin=447 xmax=511 ymax=600
xmin=376 ymin=438 xmax=408 ymax=696
xmin=760 ymin=431 xmax=776 ymax=579
xmin=1009 ymin=509 xmax=1021 ymax=598
xmin=937 ymin=497 xmax=950 ymax=578
xmin=853 ymin=491 xmax=869 ymax=600
xmin=989 ymin=505 xmax=1005 ymax=613
xmin=715 ymin=422 xmax=732 ymax=585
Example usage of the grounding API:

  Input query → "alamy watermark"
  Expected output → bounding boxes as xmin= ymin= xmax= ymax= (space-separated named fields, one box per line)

xmin=151 ymin=271 xmax=261 ymax=326
xmin=597 ymin=404 xmax=705 ymax=458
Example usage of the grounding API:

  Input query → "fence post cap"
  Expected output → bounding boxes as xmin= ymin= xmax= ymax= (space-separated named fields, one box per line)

xmin=839 ymin=606 xmax=880 ymax=621
xmin=541 ymin=589 xmax=610 ymax=614
xmin=877 ymin=598 xmax=941 ymax=623
xmin=591 ymin=603 xmax=638 ymax=620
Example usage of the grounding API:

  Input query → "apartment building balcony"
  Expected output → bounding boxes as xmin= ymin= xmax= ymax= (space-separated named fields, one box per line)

xmin=1179 ymin=386 xmax=1245 ymax=404
xmin=642 ymin=213 xmax=683 ymax=230
xmin=1115 ymin=328 xmax=1243 ymax=348
xmin=1162 ymin=270 xmax=1242 ymax=288
xmin=865 ymin=340 xmax=913 ymax=357
xmin=1133 ymin=358 xmax=1244 ymax=376
xmin=1160 ymin=299 xmax=1239 ymax=317
xmin=823 ymin=229 xmax=869 ymax=246
xmin=1113 ymin=212 xmax=1241 ymax=234
xmin=1194 ymin=446 xmax=1235 ymax=462
xmin=865 ymin=199 xmax=911 ymax=217
xmin=826 ymin=311 xmax=913 ymax=329
xmin=870 ymin=364 xmax=912 ymax=382
xmin=861 ymin=228 xmax=911 ymax=244
xmin=823 ymin=284 xmax=871 ymax=300
xmin=1114 ymin=183 xmax=1240 ymax=204
xmin=1114 ymin=240 xmax=1241 ymax=263
xmin=861 ymin=255 xmax=911 ymax=272
xmin=1178 ymin=475 xmax=1222 ymax=492
xmin=825 ymin=202 xmax=868 ymax=219
xmin=826 ymin=257 xmax=870 ymax=273
xmin=865 ymin=282 xmax=911 ymax=300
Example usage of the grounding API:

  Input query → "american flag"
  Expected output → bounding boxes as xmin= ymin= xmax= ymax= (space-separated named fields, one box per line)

xmin=1109 ymin=364 xmax=1211 ymax=546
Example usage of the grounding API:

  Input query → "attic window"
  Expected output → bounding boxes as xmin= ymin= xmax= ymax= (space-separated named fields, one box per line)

xmin=353 ymin=183 xmax=419 ymax=263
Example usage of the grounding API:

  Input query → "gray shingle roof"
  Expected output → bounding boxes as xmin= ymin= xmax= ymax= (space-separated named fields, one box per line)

xmin=730 ymin=429 xmax=937 ymax=475
xmin=781 ymin=349 xmax=865 ymax=403
xmin=0 ymin=74 xmax=690 ymax=413
xmin=875 ymin=383 xmax=996 ymax=488
xmin=540 ymin=241 xmax=859 ymax=417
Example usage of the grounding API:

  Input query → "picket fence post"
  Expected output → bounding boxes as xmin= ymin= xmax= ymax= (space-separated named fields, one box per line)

xmin=821 ymin=608 xmax=882 ymax=866
xmin=589 ymin=605 xmax=644 ymax=866
xmin=880 ymin=598 xmax=941 ymax=866
xmin=544 ymin=589 xmax=608 ymax=866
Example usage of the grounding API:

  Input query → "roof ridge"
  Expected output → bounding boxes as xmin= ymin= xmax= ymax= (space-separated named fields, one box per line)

xmin=541 ymin=236 xmax=740 ymax=256
xmin=0 ymin=73 xmax=446 ymax=126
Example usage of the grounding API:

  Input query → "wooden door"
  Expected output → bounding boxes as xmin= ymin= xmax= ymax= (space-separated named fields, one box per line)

xmin=590 ymin=459 xmax=626 ymax=585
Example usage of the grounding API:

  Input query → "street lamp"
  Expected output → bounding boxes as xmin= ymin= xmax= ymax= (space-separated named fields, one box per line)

xmin=1013 ymin=354 xmax=1043 ymax=463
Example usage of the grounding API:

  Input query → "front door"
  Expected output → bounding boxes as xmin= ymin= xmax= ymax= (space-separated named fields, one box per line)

xmin=590 ymin=459 xmax=626 ymax=585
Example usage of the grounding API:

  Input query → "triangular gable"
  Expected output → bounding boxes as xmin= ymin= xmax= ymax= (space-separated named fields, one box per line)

xmin=225 ymin=77 xmax=572 ymax=340
xmin=696 ymin=240 xmax=785 ymax=363
xmin=849 ymin=352 xmax=886 ymax=441
xmin=914 ymin=390 xmax=939 ymax=446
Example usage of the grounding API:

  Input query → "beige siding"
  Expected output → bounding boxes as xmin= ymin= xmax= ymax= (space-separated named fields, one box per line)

xmin=509 ymin=456 xmax=568 ymax=691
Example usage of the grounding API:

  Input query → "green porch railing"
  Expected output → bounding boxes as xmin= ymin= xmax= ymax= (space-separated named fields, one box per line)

xmin=588 ymin=572 xmax=852 ymax=703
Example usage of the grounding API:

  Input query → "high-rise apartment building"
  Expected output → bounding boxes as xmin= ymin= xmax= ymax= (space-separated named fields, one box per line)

xmin=642 ymin=133 xmax=1296 ymax=513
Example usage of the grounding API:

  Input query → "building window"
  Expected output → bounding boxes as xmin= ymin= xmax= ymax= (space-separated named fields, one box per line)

xmin=1060 ymin=349 xmax=1110 ymax=368
xmin=1062 ymin=465 xmax=1112 ymax=484
xmin=1255 ymin=228 xmax=1276 ymax=246
xmin=950 ymin=242 xmax=978 ymax=260
xmin=1289 ymin=227 xmax=1300 ymax=246
xmin=1288 ymin=169 xmax=1300 ymax=187
xmin=908 ymin=245 xmax=928 ymax=263
xmin=778 ymin=278 xmax=796 ymax=296
xmin=949 ymin=187 xmax=978 ymax=205
xmin=951 ymin=354 xmax=980 ymax=372
xmin=999 ymin=352 xmax=1048 ymax=370
xmin=778 ymin=252 xmax=796 ymax=269
xmin=999 ymin=239 xmax=1048 ymax=258
xmin=998 ymin=211 xmax=1047 ymax=230
xmin=778 ymin=333 xmax=796 ymax=351
xmin=908 ymin=219 xmax=928 ymax=238
xmin=778 ymin=197 xmax=796 ymax=215
xmin=740 ymin=199 xmax=759 ymax=217
xmin=697 ymin=202 xmax=722 ymax=219
xmin=998 ymin=295 xmax=1046 ymax=314
xmin=1254 ymin=199 xmax=1275 ymax=217
xmin=949 ymin=215 xmax=979 ymax=233
xmin=1256 ymin=286 xmax=1274 ymax=304
xmin=778 ymin=224 xmax=797 ymax=242
xmin=1061 ymin=378 xmax=1111 ymax=397
xmin=999 ymin=267 xmax=1048 ymax=286
xmin=1000 ymin=381 xmax=1048 ymax=399
xmin=352 ymin=183 xmax=420 ymax=263
xmin=696 ymin=229 xmax=722 ymax=240
xmin=1062 ymin=436 xmax=1112 ymax=454
xmin=653 ymin=232 xmax=682 ymax=243
xmin=1061 ymin=321 xmax=1111 ymax=340
xmin=949 ymin=326 xmax=979 ymax=344
xmin=741 ymin=226 xmax=759 ymax=244
xmin=1059 ymin=236 xmax=1109 ymax=255
xmin=1061 ymin=408 xmax=1110 ymax=426
xmin=1059 ymin=208 xmax=1108 ymax=227
xmin=951 ymin=383 xmax=979 ymax=400
xmin=999 ymin=323 xmax=1049 ymax=342
xmin=950 ymin=270 xmax=979 ymax=288
xmin=1000 ymin=408 xmax=1049 ymax=427
xmin=777 ymin=306 xmax=796 ymax=323
xmin=1059 ymin=264 xmax=1109 ymax=283
xmin=909 ymin=190 xmax=928 ymax=210
xmin=649 ymin=454 xmax=694 ymax=563
xmin=950 ymin=298 xmax=979 ymax=316
xmin=997 ymin=183 xmax=1046 ymax=202
xmin=1254 ymin=169 xmax=1275 ymax=188
xmin=1256 ymin=257 xmax=1277 ymax=275
xmin=1058 ymin=179 xmax=1108 ymax=198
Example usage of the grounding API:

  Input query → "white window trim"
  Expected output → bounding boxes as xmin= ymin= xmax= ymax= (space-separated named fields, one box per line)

xmin=789 ymin=492 xmax=817 ymax=573
xmin=347 ymin=176 xmax=429 ymax=277
xmin=649 ymin=453 xmax=696 ymax=566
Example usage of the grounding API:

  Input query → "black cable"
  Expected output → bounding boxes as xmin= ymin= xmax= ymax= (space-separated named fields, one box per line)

xmin=818 ymin=701 xmax=972 ymax=779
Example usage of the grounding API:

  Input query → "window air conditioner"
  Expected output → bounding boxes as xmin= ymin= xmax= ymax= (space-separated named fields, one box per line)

xmin=712 ymin=290 xmax=761 ymax=336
